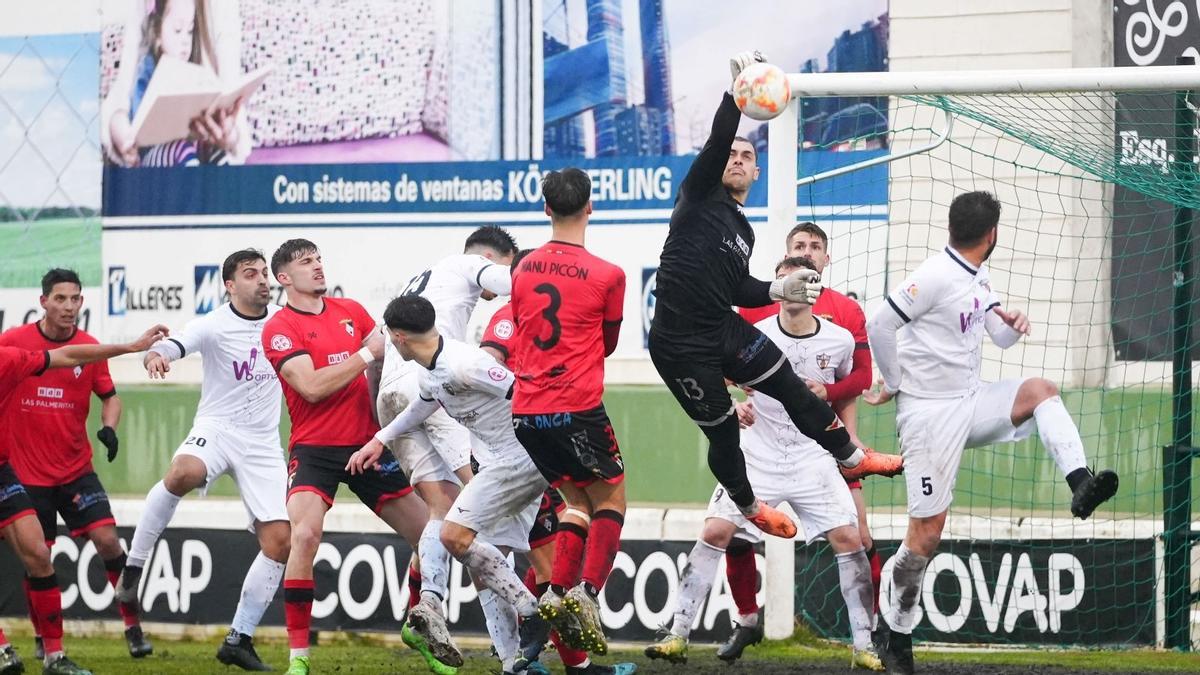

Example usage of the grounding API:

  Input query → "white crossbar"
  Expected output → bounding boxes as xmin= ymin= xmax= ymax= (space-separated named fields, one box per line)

xmin=787 ymin=65 xmax=1200 ymax=97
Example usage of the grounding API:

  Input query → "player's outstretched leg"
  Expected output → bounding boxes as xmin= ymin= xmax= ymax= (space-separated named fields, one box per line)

xmin=750 ymin=365 xmax=903 ymax=481
xmin=1013 ymin=379 xmax=1119 ymax=519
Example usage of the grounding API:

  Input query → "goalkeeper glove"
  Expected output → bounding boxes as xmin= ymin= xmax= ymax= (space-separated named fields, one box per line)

xmin=769 ymin=268 xmax=823 ymax=304
xmin=729 ymin=50 xmax=768 ymax=92
xmin=97 ymin=426 xmax=119 ymax=462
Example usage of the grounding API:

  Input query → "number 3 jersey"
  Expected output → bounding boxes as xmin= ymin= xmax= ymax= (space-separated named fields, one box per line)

xmin=148 ymin=303 xmax=282 ymax=430
xmin=742 ymin=315 xmax=854 ymax=478
xmin=511 ymin=240 xmax=625 ymax=415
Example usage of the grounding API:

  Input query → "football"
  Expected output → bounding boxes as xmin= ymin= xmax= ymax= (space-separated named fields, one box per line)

xmin=732 ymin=61 xmax=791 ymax=121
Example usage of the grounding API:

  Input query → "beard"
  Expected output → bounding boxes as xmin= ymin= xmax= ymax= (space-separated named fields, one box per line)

xmin=983 ymin=237 xmax=998 ymax=261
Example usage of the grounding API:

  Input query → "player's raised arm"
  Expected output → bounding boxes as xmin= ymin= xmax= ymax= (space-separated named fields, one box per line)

xmin=145 ymin=317 xmax=209 ymax=378
xmin=986 ymin=306 xmax=1028 ymax=348
xmin=277 ymin=345 xmax=380 ymax=405
xmin=679 ymin=51 xmax=766 ymax=199
xmin=477 ymin=262 xmax=512 ymax=297
xmin=48 ymin=323 xmax=168 ymax=369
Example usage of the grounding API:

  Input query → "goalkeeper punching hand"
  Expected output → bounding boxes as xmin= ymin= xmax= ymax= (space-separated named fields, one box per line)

xmin=729 ymin=50 xmax=768 ymax=91
xmin=769 ymin=268 xmax=822 ymax=304
xmin=97 ymin=426 xmax=119 ymax=462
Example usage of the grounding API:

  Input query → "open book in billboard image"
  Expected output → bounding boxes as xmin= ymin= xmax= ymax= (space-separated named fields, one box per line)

xmin=130 ymin=58 xmax=272 ymax=147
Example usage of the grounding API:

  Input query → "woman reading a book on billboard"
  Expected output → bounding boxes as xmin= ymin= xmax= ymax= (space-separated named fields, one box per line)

xmin=102 ymin=0 xmax=251 ymax=167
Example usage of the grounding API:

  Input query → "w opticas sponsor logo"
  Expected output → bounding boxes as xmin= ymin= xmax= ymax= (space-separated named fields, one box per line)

xmin=232 ymin=347 xmax=275 ymax=383
xmin=194 ymin=265 xmax=227 ymax=315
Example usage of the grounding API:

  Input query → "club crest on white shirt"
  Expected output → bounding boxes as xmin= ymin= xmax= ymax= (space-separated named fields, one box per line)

xmin=816 ymin=353 xmax=831 ymax=369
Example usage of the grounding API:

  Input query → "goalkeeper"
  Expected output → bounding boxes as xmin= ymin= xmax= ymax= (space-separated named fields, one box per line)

xmin=648 ymin=50 xmax=902 ymax=540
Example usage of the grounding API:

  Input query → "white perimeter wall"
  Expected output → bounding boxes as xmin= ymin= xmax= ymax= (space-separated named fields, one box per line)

xmin=884 ymin=1 xmax=1189 ymax=390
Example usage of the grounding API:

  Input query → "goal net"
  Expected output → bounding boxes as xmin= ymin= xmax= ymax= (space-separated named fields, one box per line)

xmin=767 ymin=67 xmax=1200 ymax=648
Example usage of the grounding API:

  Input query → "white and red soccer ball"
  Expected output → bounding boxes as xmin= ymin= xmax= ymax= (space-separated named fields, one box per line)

xmin=733 ymin=62 xmax=791 ymax=121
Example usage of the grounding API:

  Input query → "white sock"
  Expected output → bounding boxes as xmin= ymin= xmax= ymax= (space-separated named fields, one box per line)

xmin=231 ymin=551 xmax=285 ymax=636
xmin=128 ymin=481 xmax=182 ymax=567
xmin=44 ymin=651 xmax=64 ymax=666
xmin=1033 ymin=396 xmax=1088 ymax=477
xmin=670 ymin=540 xmax=723 ymax=638
xmin=884 ymin=543 xmax=929 ymax=635
xmin=289 ymin=647 xmax=309 ymax=659
xmin=418 ymin=519 xmax=450 ymax=602
xmin=838 ymin=447 xmax=866 ymax=468
xmin=461 ymin=540 xmax=538 ymax=616
xmin=478 ymin=588 xmax=520 ymax=667
xmin=737 ymin=612 xmax=759 ymax=627
xmin=836 ymin=548 xmax=874 ymax=650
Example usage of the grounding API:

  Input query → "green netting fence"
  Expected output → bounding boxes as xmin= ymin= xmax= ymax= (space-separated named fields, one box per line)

xmin=790 ymin=83 xmax=1198 ymax=648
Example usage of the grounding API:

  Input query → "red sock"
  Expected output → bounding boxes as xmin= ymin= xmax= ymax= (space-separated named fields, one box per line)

xmin=407 ymin=562 xmax=422 ymax=610
xmin=105 ymin=554 xmax=140 ymax=627
xmin=552 ymin=629 xmax=589 ymax=666
xmin=725 ymin=540 xmax=759 ymax=616
xmin=27 ymin=574 xmax=63 ymax=655
xmin=0 ymin=627 xmax=8 ymax=646
xmin=283 ymin=578 xmax=314 ymax=650
xmin=522 ymin=566 xmax=539 ymax=596
xmin=551 ymin=522 xmax=587 ymax=592
xmin=23 ymin=577 xmax=42 ymax=637
xmin=581 ymin=510 xmax=623 ymax=592
xmin=867 ymin=544 xmax=883 ymax=615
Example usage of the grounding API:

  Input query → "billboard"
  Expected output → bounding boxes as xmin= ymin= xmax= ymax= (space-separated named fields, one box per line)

xmin=100 ymin=0 xmax=890 ymax=348
xmin=0 ymin=528 xmax=1155 ymax=647
xmin=1110 ymin=0 xmax=1200 ymax=361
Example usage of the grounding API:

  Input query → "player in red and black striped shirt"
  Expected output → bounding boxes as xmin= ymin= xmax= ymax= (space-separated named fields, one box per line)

xmin=0 ymin=269 xmax=151 ymax=661
xmin=511 ymin=169 xmax=627 ymax=658
xmin=0 ymin=321 xmax=166 ymax=675
xmin=262 ymin=239 xmax=445 ymax=675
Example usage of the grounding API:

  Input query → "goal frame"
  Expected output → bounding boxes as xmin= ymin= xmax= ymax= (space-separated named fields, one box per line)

xmin=761 ymin=65 xmax=1200 ymax=645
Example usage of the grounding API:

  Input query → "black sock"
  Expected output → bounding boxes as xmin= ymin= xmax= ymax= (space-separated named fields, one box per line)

xmin=583 ymin=582 xmax=600 ymax=598
xmin=550 ymin=584 xmax=568 ymax=596
xmin=1066 ymin=467 xmax=1093 ymax=493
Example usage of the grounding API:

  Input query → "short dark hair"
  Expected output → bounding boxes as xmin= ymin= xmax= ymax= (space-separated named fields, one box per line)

xmin=733 ymin=135 xmax=757 ymax=159
xmin=786 ymin=222 xmax=828 ymax=249
xmin=948 ymin=191 xmax=1001 ymax=247
xmin=41 ymin=268 xmax=81 ymax=296
xmin=775 ymin=256 xmax=817 ymax=275
xmin=510 ymin=248 xmax=535 ymax=277
xmin=542 ymin=168 xmax=592 ymax=218
xmin=222 ymin=248 xmax=266 ymax=282
xmin=383 ymin=294 xmax=436 ymax=333
xmin=464 ymin=225 xmax=518 ymax=257
xmin=271 ymin=239 xmax=319 ymax=278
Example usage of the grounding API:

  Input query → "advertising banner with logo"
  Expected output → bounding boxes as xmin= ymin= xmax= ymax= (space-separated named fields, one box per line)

xmin=1110 ymin=0 xmax=1200 ymax=360
xmin=99 ymin=0 xmax=890 ymax=348
xmin=0 ymin=526 xmax=1155 ymax=647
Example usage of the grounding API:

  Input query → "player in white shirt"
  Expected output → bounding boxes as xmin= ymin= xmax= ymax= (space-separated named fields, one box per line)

xmin=348 ymin=295 xmax=552 ymax=675
xmin=115 ymin=250 xmax=289 ymax=672
xmin=376 ymin=226 xmax=518 ymax=624
xmin=645 ymin=257 xmax=882 ymax=671
xmin=864 ymin=192 xmax=1119 ymax=675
